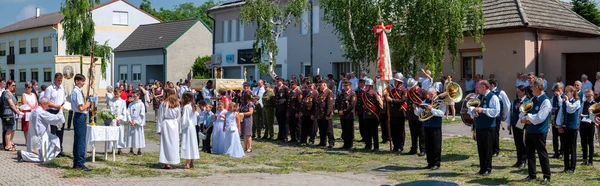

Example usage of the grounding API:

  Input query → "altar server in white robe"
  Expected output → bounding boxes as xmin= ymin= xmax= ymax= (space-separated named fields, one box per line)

xmin=17 ymin=97 xmax=65 ymax=162
xmin=157 ymin=89 xmax=180 ymax=169
xmin=127 ymin=90 xmax=146 ymax=155
xmin=108 ymin=88 xmax=127 ymax=154
xmin=180 ymin=92 xmax=199 ymax=168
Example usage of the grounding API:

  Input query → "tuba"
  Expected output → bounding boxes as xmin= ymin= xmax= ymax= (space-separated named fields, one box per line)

xmin=460 ymin=93 xmax=480 ymax=140
xmin=441 ymin=82 xmax=463 ymax=103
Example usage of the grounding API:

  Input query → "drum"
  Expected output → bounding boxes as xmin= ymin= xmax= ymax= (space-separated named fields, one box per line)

xmin=460 ymin=93 xmax=479 ymax=127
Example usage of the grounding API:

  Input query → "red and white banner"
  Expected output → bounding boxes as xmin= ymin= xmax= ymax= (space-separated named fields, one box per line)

xmin=373 ymin=24 xmax=393 ymax=81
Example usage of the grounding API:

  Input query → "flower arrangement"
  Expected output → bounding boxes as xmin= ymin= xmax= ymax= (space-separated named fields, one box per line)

xmin=97 ymin=109 xmax=116 ymax=121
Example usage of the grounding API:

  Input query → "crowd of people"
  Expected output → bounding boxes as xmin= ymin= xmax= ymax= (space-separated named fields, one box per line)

xmin=3 ymin=67 xmax=600 ymax=185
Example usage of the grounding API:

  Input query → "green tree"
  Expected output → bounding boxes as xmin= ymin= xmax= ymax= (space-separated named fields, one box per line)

xmin=240 ymin=0 xmax=308 ymax=79
xmin=321 ymin=0 xmax=485 ymax=78
xmin=140 ymin=0 xmax=216 ymax=30
xmin=192 ymin=56 xmax=213 ymax=79
xmin=572 ymin=0 xmax=600 ymax=26
xmin=94 ymin=41 xmax=112 ymax=80
xmin=60 ymin=0 xmax=100 ymax=55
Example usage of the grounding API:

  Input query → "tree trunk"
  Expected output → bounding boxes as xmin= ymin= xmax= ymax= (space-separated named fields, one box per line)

xmin=268 ymin=51 xmax=277 ymax=80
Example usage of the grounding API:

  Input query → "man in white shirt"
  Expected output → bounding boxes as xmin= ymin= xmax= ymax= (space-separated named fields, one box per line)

xmin=581 ymin=74 xmax=593 ymax=91
xmin=202 ymin=80 xmax=214 ymax=109
xmin=17 ymin=97 xmax=65 ymax=163
xmin=515 ymin=73 xmax=524 ymax=87
xmin=349 ymin=72 xmax=359 ymax=91
xmin=43 ymin=73 xmax=66 ymax=157
xmin=178 ymin=79 xmax=192 ymax=98
xmin=252 ymin=80 xmax=265 ymax=138
xmin=469 ymin=80 xmax=500 ymax=176
xmin=489 ymin=79 xmax=511 ymax=157
xmin=419 ymin=69 xmax=433 ymax=89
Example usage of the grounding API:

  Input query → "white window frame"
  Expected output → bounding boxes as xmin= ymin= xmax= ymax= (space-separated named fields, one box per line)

xmin=43 ymin=37 xmax=52 ymax=52
xmin=30 ymin=38 xmax=39 ymax=53
xmin=112 ymin=11 xmax=129 ymax=26
xmin=132 ymin=65 xmax=141 ymax=82
xmin=18 ymin=40 xmax=26 ymax=55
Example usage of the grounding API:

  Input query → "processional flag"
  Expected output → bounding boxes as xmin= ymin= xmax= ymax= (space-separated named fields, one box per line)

xmin=373 ymin=24 xmax=393 ymax=81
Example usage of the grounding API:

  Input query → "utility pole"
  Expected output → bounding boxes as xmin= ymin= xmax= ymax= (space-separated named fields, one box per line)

xmin=310 ymin=0 xmax=314 ymax=77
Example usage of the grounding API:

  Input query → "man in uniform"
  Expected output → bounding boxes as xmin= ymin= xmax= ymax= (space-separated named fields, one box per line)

xmin=415 ymin=88 xmax=446 ymax=170
xmin=469 ymin=80 xmax=500 ymax=176
xmin=406 ymin=78 xmax=427 ymax=156
xmin=362 ymin=78 xmax=383 ymax=151
xmin=275 ymin=77 xmax=290 ymax=142
xmin=490 ymin=79 xmax=511 ymax=157
xmin=508 ymin=85 xmax=529 ymax=169
xmin=521 ymin=78 xmax=551 ymax=185
xmin=386 ymin=73 xmax=408 ymax=152
xmin=300 ymin=79 xmax=318 ymax=145
xmin=261 ymin=84 xmax=276 ymax=140
xmin=287 ymin=81 xmax=302 ymax=144
xmin=337 ymin=80 xmax=356 ymax=149
xmin=314 ymin=80 xmax=335 ymax=148
xmin=356 ymin=79 xmax=367 ymax=142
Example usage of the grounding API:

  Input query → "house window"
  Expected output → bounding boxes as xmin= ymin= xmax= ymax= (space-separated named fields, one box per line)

xmin=223 ymin=20 xmax=229 ymax=43
xmin=19 ymin=40 xmax=26 ymax=54
xmin=312 ymin=5 xmax=320 ymax=34
xmin=9 ymin=41 xmax=14 ymax=55
xmin=132 ymin=65 xmax=141 ymax=82
xmin=30 ymin=38 xmax=38 ymax=53
xmin=119 ymin=65 xmax=128 ymax=81
xmin=43 ymin=37 xmax=52 ymax=52
xmin=31 ymin=68 xmax=38 ymax=83
xmin=43 ymin=68 xmax=52 ymax=82
xmin=0 ymin=43 xmax=5 ymax=56
xmin=300 ymin=6 xmax=320 ymax=35
xmin=19 ymin=69 xmax=26 ymax=82
xmin=112 ymin=11 xmax=128 ymax=26
xmin=461 ymin=56 xmax=483 ymax=79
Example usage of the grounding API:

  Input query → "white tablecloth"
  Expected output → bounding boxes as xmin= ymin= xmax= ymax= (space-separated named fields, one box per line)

xmin=86 ymin=126 xmax=119 ymax=147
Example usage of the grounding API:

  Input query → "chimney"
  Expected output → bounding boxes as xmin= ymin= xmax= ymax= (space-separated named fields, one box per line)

xmin=36 ymin=7 xmax=40 ymax=18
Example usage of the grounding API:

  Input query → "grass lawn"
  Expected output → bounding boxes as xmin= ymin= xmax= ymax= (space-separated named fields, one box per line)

xmin=43 ymin=118 xmax=600 ymax=185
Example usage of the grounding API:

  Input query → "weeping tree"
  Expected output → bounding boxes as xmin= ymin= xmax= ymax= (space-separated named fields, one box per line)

xmin=321 ymin=0 xmax=485 ymax=78
xmin=60 ymin=0 xmax=101 ymax=73
xmin=94 ymin=41 xmax=112 ymax=80
xmin=240 ymin=0 xmax=308 ymax=79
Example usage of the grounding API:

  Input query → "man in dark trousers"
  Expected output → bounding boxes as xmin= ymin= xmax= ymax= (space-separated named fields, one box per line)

xmin=44 ymin=73 xmax=67 ymax=157
xmin=490 ymin=79 xmax=510 ymax=157
xmin=470 ymin=80 xmax=500 ymax=176
xmin=362 ymin=78 xmax=383 ymax=151
xmin=356 ymin=79 xmax=366 ymax=142
xmin=274 ymin=77 xmax=289 ymax=142
xmin=509 ymin=85 xmax=529 ymax=169
xmin=406 ymin=78 xmax=427 ymax=156
xmin=314 ymin=80 xmax=335 ymax=148
xmin=287 ymin=81 xmax=302 ymax=144
xmin=337 ymin=80 xmax=356 ymax=150
xmin=386 ymin=73 xmax=408 ymax=152
xmin=521 ymin=78 xmax=551 ymax=185
xmin=415 ymin=88 xmax=446 ymax=170
xmin=300 ymin=80 xmax=318 ymax=145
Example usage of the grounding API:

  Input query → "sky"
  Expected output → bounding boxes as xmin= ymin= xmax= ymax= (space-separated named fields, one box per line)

xmin=0 ymin=0 xmax=211 ymax=28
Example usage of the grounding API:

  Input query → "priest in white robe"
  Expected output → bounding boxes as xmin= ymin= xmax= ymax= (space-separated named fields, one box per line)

xmin=17 ymin=97 xmax=65 ymax=162
xmin=126 ymin=91 xmax=146 ymax=155
xmin=108 ymin=89 xmax=127 ymax=153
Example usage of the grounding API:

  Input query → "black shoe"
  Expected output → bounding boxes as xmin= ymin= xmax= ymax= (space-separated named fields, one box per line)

xmin=511 ymin=162 xmax=521 ymax=168
xmin=129 ymin=150 xmax=135 ymax=155
xmin=81 ymin=166 xmax=92 ymax=172
xmin=479 ymin=171 xmax=490 ymax=176
xmin=117 ymin=149 xmax=122 ymax=155
xmin=407 ymin=151 xmax=417 ymax=155
xmin=137 ymin=151 xmax=142 ymax=156
xmin=424 ymin=165 xmax=433 ymax=169
xmin=393 ymin=149 xmax=403 ymax=153
xmin=380 ymin=140 xmax=388 ymax=144
xmin=523 ymin=176 xmax=536 ymax=182
xmin=589 ymin=161 xmax=594 ymax=166
xmin=317 ymin=143 xmax=326 ymax=147
xmin=372 ymin=149 xmax=380 ymax=152
xmin=551 ymin=153 xmax=560 ymax=159
xmin=569 ymin=169 xmax=575 ymax=174
xmin=540 ymin=178 xmax=550 ymax=185
xmin=57 ymin=152 xmax=66 ymax=157
xmin=418 ymin=152 xmax=426 ymax=157
xmin=16 ymin=150 xmax=23 ymax=162
xmin=431 ymin=165 xmax=440 ymax=170
xmin=582 ymin=161 xmax=589 ymax=166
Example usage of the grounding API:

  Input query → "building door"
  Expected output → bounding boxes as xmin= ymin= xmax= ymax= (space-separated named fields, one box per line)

xmin=565 ymin=53 xmax=600 ymax=86
xmin=145 ymin=65 xmax=164 ymax=84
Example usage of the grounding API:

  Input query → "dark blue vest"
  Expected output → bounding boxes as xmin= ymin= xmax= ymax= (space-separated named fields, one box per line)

xmin=551 ymin=95 xmax=561 ymax=117
xmin=422 ymin=98 xmax=442 ymax=128
xmin=510 ymin=97 xmax=528 ymax=126
xmin=526 ymin=94 xmax=550 ymax=134
xmin=561 ymin=99 xmax=580 ymax=130
xmin=475 ymin=92 xmax=497 ymax=129
xmin=492 ymin=88 xmax=504 ymax=119
xmin=582 ymin=99 xmax=596 ymax=125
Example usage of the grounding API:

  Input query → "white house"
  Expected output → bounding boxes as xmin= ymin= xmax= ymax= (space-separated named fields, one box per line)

xmin=0 ymin=0 xmax=161 ymax=96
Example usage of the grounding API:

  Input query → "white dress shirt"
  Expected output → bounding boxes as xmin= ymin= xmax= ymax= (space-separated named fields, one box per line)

xmin=202 ymin=86 xmax=213 ymax=104
xmin=583 ymin=80 xmax=593 ymax=91
xmin=44 ymin=82 xmax=66 ymax=111
xmin=178 ymin=85 xmax=191 ymax=98
xmin=468 ymin=90 xmax=500 ymax=118
xmin=253 ymin=86 xmax=265 ymax=107
xmin=555 ymin=98 xmax=581 ymax=126
xmin=71 ymin=86 xmax=88 ymax=114
xmin=524 ymin=94 xmax=552 ymax=125
xmin=414 ymin=96 xmax=447 ymax=117
xmin=350 ymin=78 xmax=359 ymax=91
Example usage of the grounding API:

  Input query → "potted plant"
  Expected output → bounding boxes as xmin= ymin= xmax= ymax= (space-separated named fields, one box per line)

xmin=97 ymin=109 xmax=117 ymax=126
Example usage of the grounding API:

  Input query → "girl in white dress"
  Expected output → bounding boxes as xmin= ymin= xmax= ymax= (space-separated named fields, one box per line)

xmin=108 ymin=88 xmax=127 ymax=154
xmin=157 ymin=89 xmax=180 ymax=169
xmin=127 ymin=90 xmax=146 ymax=155
xmin=180 ymin=92 xmax=199 ymax=169
xmin=223 ymin=103 xmax=245 ymax=158
xmin=211 ymin=101 xmax=227 ymax=154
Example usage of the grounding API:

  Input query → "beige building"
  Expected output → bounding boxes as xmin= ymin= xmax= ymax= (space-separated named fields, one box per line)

xmin=442 ymin=0 xmax=600 ymax=97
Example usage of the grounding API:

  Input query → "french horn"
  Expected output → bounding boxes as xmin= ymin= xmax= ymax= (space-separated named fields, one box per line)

xmin=418 ymin=99 xmax=444 ymax=122
xmin=519 ymin=100 xmax=534 ymax=114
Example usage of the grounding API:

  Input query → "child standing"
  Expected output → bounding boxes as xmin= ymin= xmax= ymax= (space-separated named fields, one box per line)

xmin=180 ymin=92 xmax=199 ymax=169
xmin=223 ymin=103 xmax=245 ymax=158
xmin=127 ymin=90 xmax=146 ymax=155
xmin=211 ymin=102 xmax=227 ymax=154
xmin=71 ymin=74 xmax=91 ymax=171
xmin=201 ymin=103 xmax=214 ymax=153
xmin=556 ymin=86 xmax=581 ymax=173
xmin=158 ymin=89 xmax=180 ymax=169
xmin=109 ymin=88 xmax=127 ymax=154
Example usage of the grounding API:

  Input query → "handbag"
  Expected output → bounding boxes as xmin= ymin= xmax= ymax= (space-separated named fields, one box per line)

xmin=2 ymin=116 xmax=14 ymax=126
